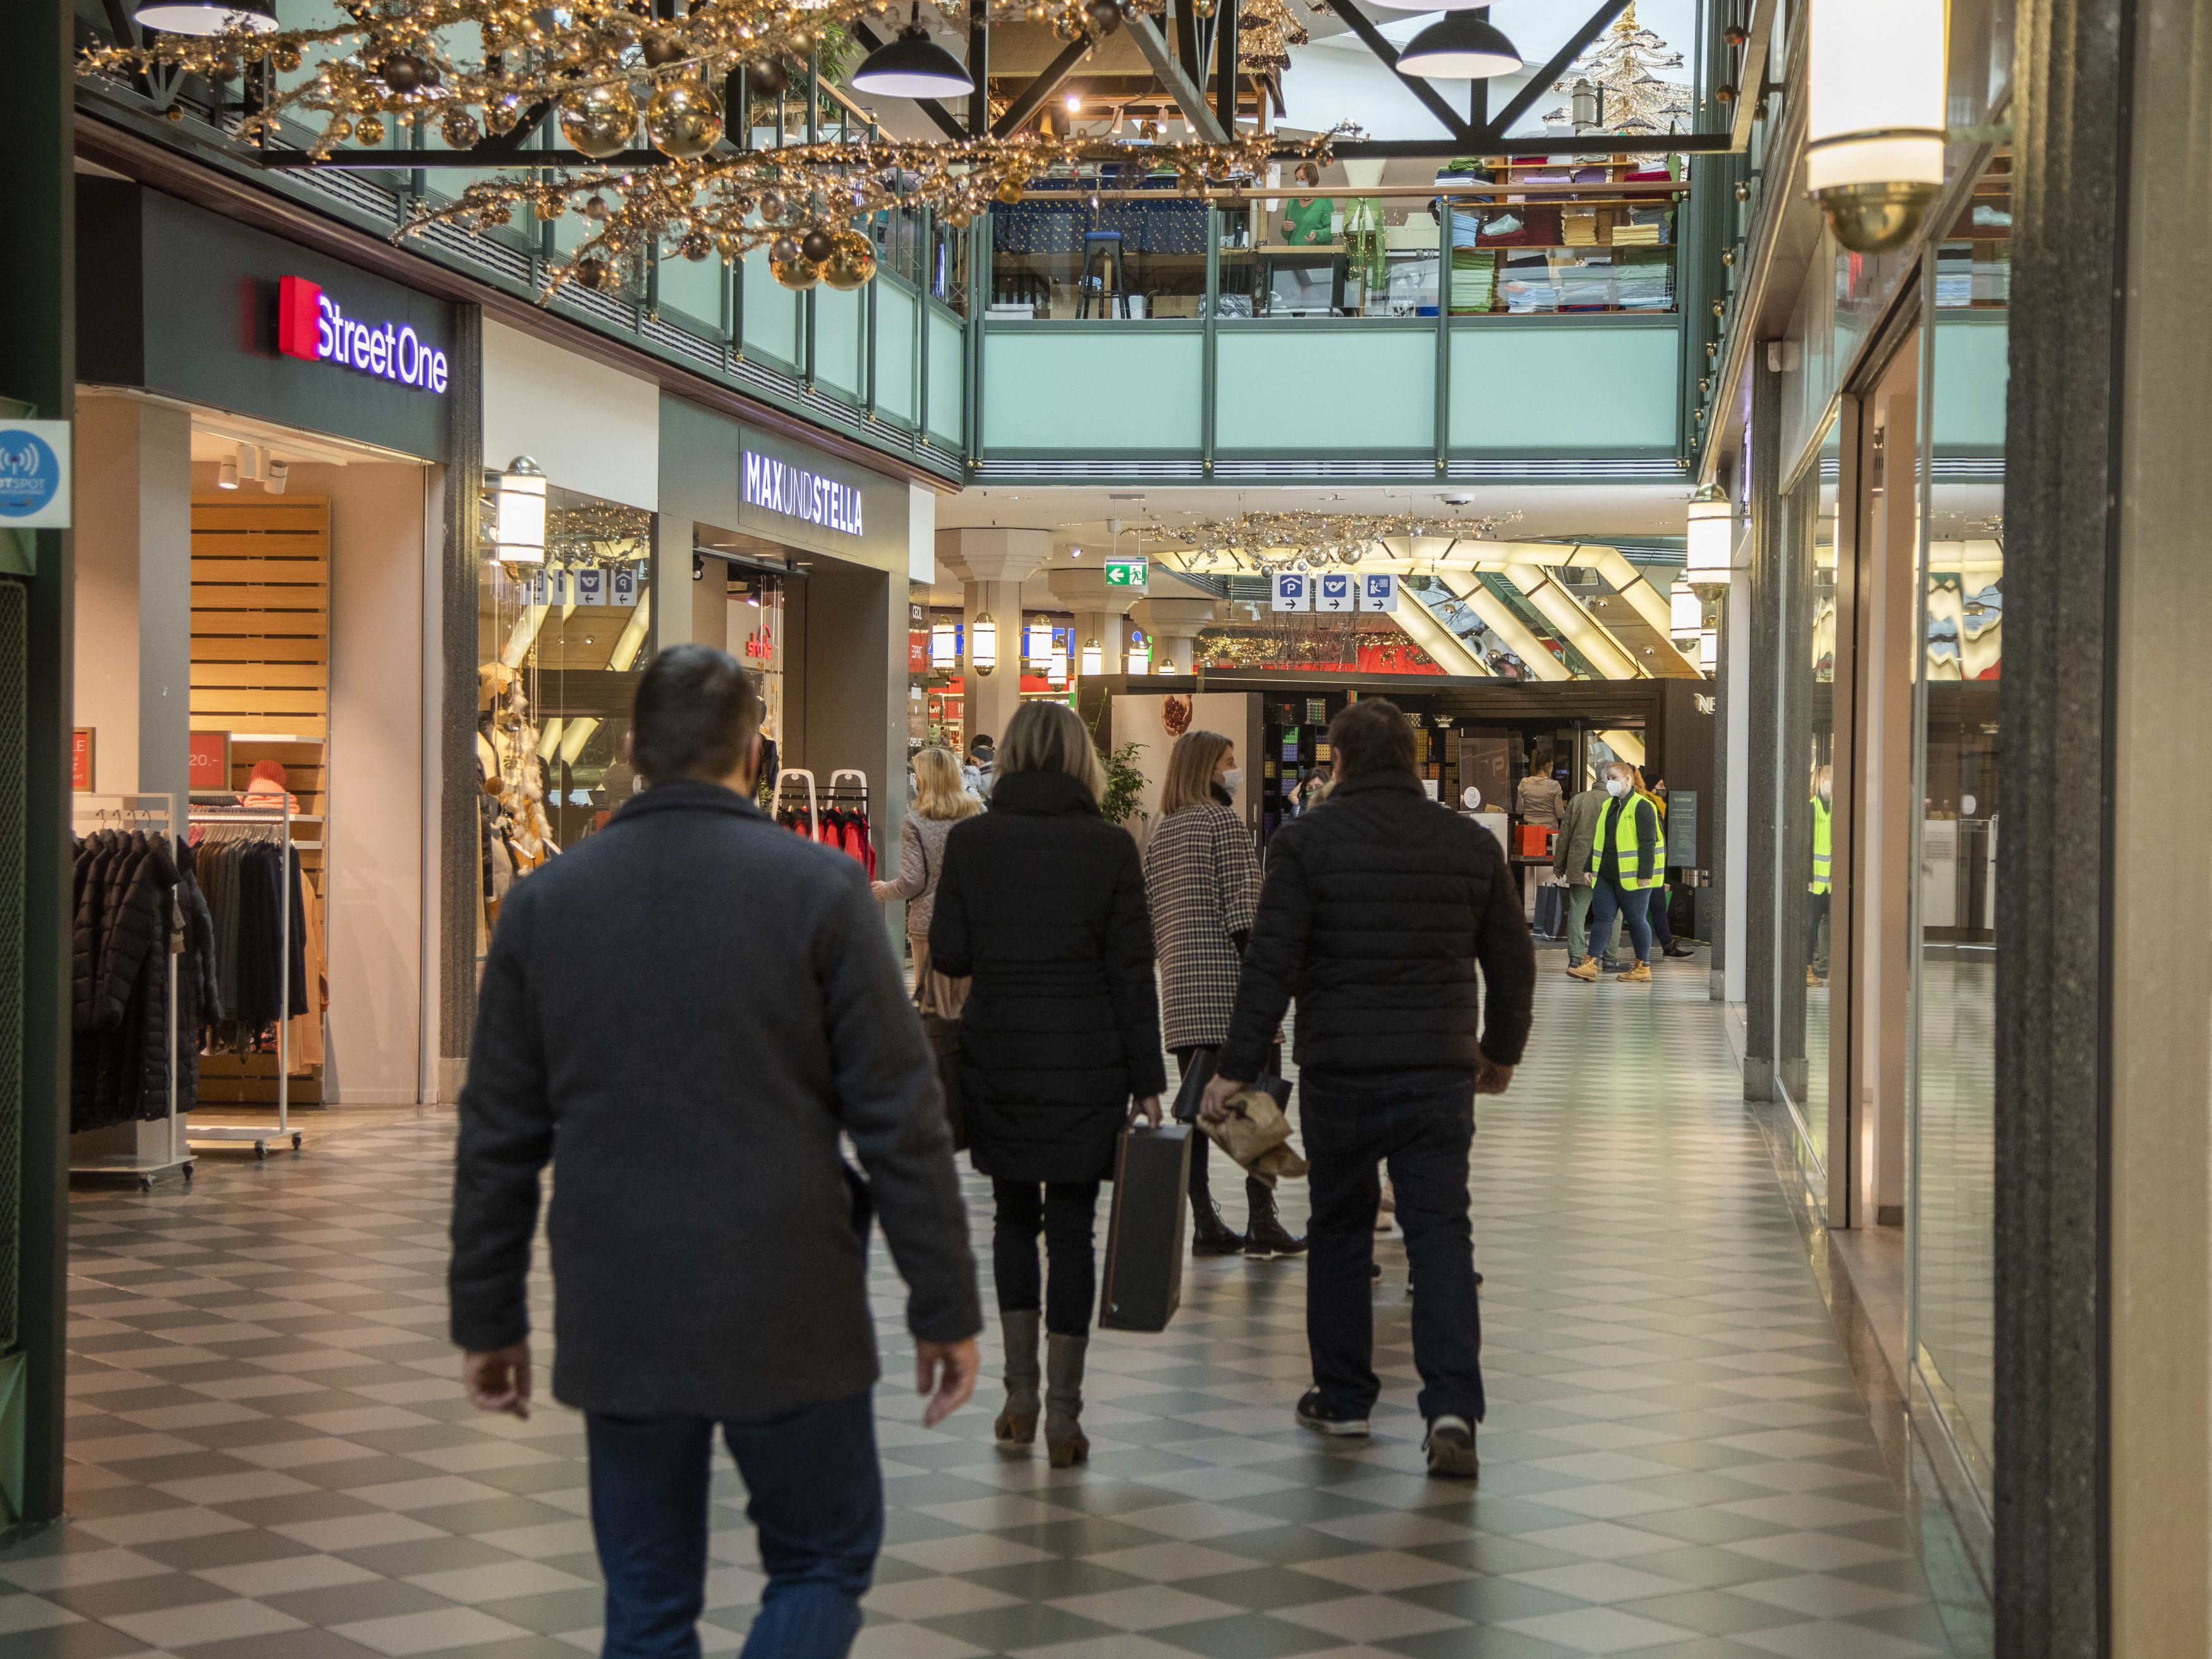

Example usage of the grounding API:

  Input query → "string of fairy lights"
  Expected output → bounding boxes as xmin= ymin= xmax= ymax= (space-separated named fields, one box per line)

xmin=86 ymin=0 xmax=1315 ymax=296
xmin=1149 ymin=510 xmax=1526 ymax=573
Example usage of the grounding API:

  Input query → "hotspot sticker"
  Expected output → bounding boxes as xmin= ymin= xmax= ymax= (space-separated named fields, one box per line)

xmin=0 ymin=423 xmax=70 ymax=528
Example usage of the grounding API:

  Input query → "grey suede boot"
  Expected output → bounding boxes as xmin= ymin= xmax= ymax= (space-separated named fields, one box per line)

xmin=1045 ymin=1333 xmax=1090 ymax=1468
xmin=995 ymin=1311 xmax=1041 ymax=1447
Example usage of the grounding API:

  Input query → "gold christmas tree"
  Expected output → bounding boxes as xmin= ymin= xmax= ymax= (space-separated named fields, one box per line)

xmin=1541 ymin=4 xmax=1693 ymax=137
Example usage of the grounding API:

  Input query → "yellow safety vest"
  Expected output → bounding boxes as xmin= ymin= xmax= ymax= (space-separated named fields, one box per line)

xmin=1811 ymin=796 xmax=1832 ymax=895
xmin=1590 ymin=794 xmax=1665 ymax=892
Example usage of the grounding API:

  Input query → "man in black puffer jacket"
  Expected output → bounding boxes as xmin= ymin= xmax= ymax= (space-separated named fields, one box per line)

xmin=1206 ymin=696 xmax=1534 ymax=1480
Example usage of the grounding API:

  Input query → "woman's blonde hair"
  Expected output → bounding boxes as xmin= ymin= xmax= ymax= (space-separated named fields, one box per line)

xmin=999 ymin=700 xmax=1108 ymax=802
xmin=912 ymin=746 xmax=981 ymax=821
xmin=1160 ymin=729 xmax=1234 ymax=817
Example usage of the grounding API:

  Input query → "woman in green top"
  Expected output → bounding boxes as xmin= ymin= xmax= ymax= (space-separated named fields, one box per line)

xmin=1282 ymin=161 xmax=1335 ymax=245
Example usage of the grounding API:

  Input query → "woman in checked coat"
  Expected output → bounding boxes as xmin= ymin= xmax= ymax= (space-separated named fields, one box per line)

xmin=1143 ymin=730 xmax=1307 ymax=1260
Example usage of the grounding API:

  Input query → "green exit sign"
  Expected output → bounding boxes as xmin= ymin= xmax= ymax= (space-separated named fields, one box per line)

xmin=1105 ymin=556 xmax=1147 ymax=589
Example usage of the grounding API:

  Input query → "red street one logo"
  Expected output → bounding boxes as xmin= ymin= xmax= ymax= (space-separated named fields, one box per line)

xmin=277 ymin=276 xmax=449 ymax=393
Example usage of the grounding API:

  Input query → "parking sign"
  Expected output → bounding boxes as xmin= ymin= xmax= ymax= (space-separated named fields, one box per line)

xmin=1272 ymin=571 xmax=1311 ymax=612
xmin=1315 ymin=571 xmax=1356 ymax=612
xmin=1359 ymin=573 xmax=1399 ymax=612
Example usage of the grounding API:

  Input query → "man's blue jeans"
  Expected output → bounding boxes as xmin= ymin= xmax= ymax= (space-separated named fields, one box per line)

xmin=1302 ymin=1074 xmax=1485 ymax=1424
xmin=586 ymin=1392 xmax=882 ymax=1659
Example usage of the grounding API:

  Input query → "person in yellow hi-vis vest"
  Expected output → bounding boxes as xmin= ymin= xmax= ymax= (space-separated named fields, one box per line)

xmin=1808 ymin=764 xmax=1833 ymax=987
xmin=1567 ymin=760 xmax=1665 ymax=984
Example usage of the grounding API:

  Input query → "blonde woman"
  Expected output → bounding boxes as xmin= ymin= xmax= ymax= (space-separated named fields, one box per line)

xmin=873 ymin=747 xmax=980 ymax=1016
xmin=930 ymin=700 xmax=1166 ymax=1467
xmin=1144 ymin=729 xmax=1305 ymax=1260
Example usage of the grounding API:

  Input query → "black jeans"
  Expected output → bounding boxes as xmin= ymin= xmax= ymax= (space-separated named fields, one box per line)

xmin=1301 ymin=1073 xmax=1485 ymax=1424
xmin=993 ymin=1178 xmax=1102 ymax=1335
xmin=586 ymin=1393 xmax=880 ymax=1658
xmin=1648 ymin=884 xmax=1674 ymax=951
xmin=1807 ymin=890 xmax=1830 ymax=970
xmin=1172 ymin=1048 xmax=1267 ymax=1210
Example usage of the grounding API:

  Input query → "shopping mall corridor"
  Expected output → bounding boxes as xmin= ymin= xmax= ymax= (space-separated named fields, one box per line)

xmin=6 ymin=964 xmax=1957 ymax=1659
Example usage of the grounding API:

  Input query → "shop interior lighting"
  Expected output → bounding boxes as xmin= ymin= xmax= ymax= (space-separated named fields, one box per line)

xmin=493 ymin=456 xmax=549 ymax=565
xmin=217 ymin=456 xmax=239 ymax=490
xmin=1025 ymin=617 xmax=1054 ymax=663
xmin=851 ymin=3 xmax=976 ymax=99
xmin=1669 ymin=579 xmax=1701 ymax=641
xmin=133 ymin=0 xmax=277 ymax=34
xmin=265 ymin=459 xmax=289 ymax=494
xmin=1080 ymin=638 xmax=1103 ymax=676
xmin=930 ymin=616 xmax=958 ymax=671
xmin=971 ymin=612 xmax=998 ymax=676
xmin=1127 ymin=635 xmax=1152 ymax=674
xmin=1684 ymin=483 xmax=1734 ymax=590
xmin=1806 ymin=0 xmax=1947 ymax=253
xmin=1397 ymin=13 xmax=1522 ymax=78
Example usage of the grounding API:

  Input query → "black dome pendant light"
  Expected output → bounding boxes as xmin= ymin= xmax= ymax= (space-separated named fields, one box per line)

xmin=852 ymin=3 xmax=975 ymax=99
xmin=1396 ymin=12 xmax=1522 ymax=78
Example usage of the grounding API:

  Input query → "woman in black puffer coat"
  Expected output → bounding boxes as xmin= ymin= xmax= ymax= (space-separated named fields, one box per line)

xmin=931 ymin=699 xmax=1165 ymax=1468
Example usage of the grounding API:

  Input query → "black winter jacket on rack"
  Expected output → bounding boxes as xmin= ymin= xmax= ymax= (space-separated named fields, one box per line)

xmin=70 ymin=831 xmax=217 ymax=1134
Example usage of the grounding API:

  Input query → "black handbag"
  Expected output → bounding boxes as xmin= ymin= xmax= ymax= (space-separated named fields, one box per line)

xmin=1171 ymin=1046 xmax=1217 ymax=1123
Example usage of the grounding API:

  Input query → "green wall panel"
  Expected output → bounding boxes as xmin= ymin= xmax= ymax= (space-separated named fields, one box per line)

xmin=875 ymin=284 xmax=920 ymax=423
xmin=1449 ymin=324 xmax=1679 ymax=453
xmin=1933 ymin=313 xmax=2008 ymax=451
xmin=815 ymin=286 xmax=863 ymax=398
xmin=928 ymin=310 xmax=964 ymax=447
xmin=1217 ymin=327 xmax=1434 ymax=453
xmin=981 ymin=327 xmax=1203 ymax=454
xmin=741 ymin=253 xmax=802 ymax=368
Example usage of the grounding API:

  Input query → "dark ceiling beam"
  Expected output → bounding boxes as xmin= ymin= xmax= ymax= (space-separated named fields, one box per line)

xmin=1326 ymin=0 xmax=1478 ymax=145
xmin=1213 ymin=0 xmax=1239 ymax=132
xmin=968 ymin=13 xmax=990 ymax=137
xmin=1172 ymin=0 xmax=1205 ymax=87
xmin=849 ymin=22 xmax=970 ymax=141
xmin=991 ymin=27 xmax=1107 ymax=138
xmin=1490 ymin=0 xmax=1629 ymax=135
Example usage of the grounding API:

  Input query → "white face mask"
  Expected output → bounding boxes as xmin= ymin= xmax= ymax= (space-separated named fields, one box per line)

xmin=1605 ymin=778 xmax=1628 ymax=799
xmin=1220 ymin=769 xmax=1244 ymax=798
xmin=1818 ymin=783 xmax=1832 ymax=803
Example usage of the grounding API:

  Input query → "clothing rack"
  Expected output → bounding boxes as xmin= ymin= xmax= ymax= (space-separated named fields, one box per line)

xmin=775 ymin=769 xmax=820 ymax=839
xmin=68 ymin=794 xmax=193 ymax=1191
xmin=826 ymin=769 xmax=870 ymax=802
xmin=186 ymin=800 xmax=322 ymax=1160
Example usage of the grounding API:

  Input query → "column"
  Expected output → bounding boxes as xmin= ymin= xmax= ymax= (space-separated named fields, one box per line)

xmin=1128 ymin=597 xmax=1218 ymax=675
xmin=938 ymin=527 xmax=1046 ymax=755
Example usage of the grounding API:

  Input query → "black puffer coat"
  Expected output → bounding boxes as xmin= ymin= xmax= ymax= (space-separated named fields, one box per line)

xmin=1218 ymin=769 xmax=1536 ymax=1085
xmin=71 ymin=833 xmax=183 ymax=1131
xmin=930 ymin=769 xmax=1167 ymax=1184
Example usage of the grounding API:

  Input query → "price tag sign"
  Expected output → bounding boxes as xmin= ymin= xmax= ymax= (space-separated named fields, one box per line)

xmin=1105 ymin=556 xmax=1147 ymax=590
xmin=1315 ymin=571 xmax=1356 ymax=613
xmin=1272 ymin=571 xmax=1312 ymax=612
xmin=1359 ymin=572 xmax=1399 ymax=612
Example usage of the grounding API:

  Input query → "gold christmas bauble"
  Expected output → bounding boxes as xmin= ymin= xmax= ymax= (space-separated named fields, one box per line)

xmin=559 ymin=83 xmax=638 ymax=160
xmin=643 ymin=81 xmax=724 ymax=159
xmin=770 ymin=255 xmax=822 ymax=291
xmin=820 ymin=229 xmax=877 ymax=291
xmin=441 ymin=109 xmax=481 ymax=148
xmin=997 ymin=176 xmax=1026 ymax=204
xmin=355 ymin=114 xmax=386 ymax=145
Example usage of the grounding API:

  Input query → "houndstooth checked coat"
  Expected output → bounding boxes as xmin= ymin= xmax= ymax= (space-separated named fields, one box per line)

xmin=1143 ymin=798 xmax=1263 ymax=1051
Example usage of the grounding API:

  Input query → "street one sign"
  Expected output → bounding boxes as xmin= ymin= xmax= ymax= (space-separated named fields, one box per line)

xmin=1105 ymin=556 xmax=1147 ymax=589
xmin=1272 ymin=571 xmax=1311 ymax=612
xmin=1359 ymin=572 xmax=1399 ymax=612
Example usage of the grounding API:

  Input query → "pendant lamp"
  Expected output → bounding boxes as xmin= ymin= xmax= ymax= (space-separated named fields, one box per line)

xmin=852 ymin=3 xmax=975 ymax=99
xmin=492 ymin=457 xmax=548 ymax=564
xmin=1668 ymin=580 xmax=1701 ymax=642
xmin=1699 ymin=628 xmax=1718 ymax=672
xmin=1048 ymin=646 xmax=1069 ymax=688
xmin=1126 ymin=635 xmax=1151 ymax=674
xmin=930 ymin=616 xmax=958 ymax=671
xmin=1024 ymin=617 xmax=1054 ymax=664
xmin=1080 ymin=637 xmax=1103 ymax=676
xmin=1806 ymin=0 xmax=1946 ymax=252
xmin=134 ymin=0 xmax=277 ymax=33
xmin=1685 ymin=483 xmax=1735 ymax=591
xmin=1397 ymin=13 xmax=1521 ymax=79
xmin=971 ymin=612 xmax=998 ymax=676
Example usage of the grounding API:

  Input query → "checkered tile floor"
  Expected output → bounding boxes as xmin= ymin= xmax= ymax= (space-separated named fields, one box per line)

xmin=10 ymin=957 xmax=1956 ymax=1657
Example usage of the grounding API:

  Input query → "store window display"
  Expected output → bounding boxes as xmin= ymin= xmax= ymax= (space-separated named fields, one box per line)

xmin=475 ymin=487 xmax=653 ymax=937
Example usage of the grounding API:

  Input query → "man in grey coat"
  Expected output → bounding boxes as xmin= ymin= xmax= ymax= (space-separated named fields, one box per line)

xmin=451 ymin=645 xmax=980 ymax=1659
xmin=1553 ymin=774 xmax=1615 ymax=972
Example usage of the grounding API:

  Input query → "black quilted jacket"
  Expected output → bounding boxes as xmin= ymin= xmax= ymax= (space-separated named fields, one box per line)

xmin=930 ymin=769 xmax=1167 ymax=1184
xmin=71 ymin=832 xmax=184 ymax=1131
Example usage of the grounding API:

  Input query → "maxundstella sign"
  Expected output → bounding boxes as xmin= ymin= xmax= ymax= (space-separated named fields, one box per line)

xmin=741 ymin=449 xmax=864 ymax=538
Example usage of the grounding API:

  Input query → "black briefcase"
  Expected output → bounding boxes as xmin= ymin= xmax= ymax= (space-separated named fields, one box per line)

xmin=1099 ymin=1124 xmax=1193 ymax=1333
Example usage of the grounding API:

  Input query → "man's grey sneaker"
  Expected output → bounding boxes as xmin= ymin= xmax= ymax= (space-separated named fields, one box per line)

xmin=1424 ymin=1415 xmax=1478 ymax=1479
xmin=1296 ymin=1389 xmax=1371 ymax=1438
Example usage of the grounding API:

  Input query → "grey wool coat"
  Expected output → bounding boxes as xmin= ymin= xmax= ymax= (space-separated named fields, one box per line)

xmin=1142 ymin=799 xmax=1262 ymax=1052
xmin=449 ymin=779 xmax=981 ymax=1423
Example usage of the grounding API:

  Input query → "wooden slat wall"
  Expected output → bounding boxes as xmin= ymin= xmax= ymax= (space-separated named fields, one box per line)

xmin=190 ymin=496 xmax=330 ymax=1103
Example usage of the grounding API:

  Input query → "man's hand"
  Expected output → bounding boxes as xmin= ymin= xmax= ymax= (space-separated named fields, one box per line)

xmin=1128 ymin=1094 xmax=1164 ymax=1127
xmin=1199 ymin=1074 xmax=1249 ymax=1123
xmin=916 ymin=1337 xmax=980 ymax=1428
xmin=1474 ymin=1055 xmax=1514 ymax=1097
xmin=463 ymin=1344 xmax=532 ymax=1419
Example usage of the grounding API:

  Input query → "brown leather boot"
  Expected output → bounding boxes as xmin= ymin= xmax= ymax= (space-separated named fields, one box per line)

xmin=1191 ymin=1195 xmax=1248 ymax=1258
xmin=1045 ymin=1334 xmax=1089 ymax=1468
xmin=994 ymin=1310 xmax=1040 ymax=1447
xmin=1246 ymin=1186 xmax=1308 ymax=1258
